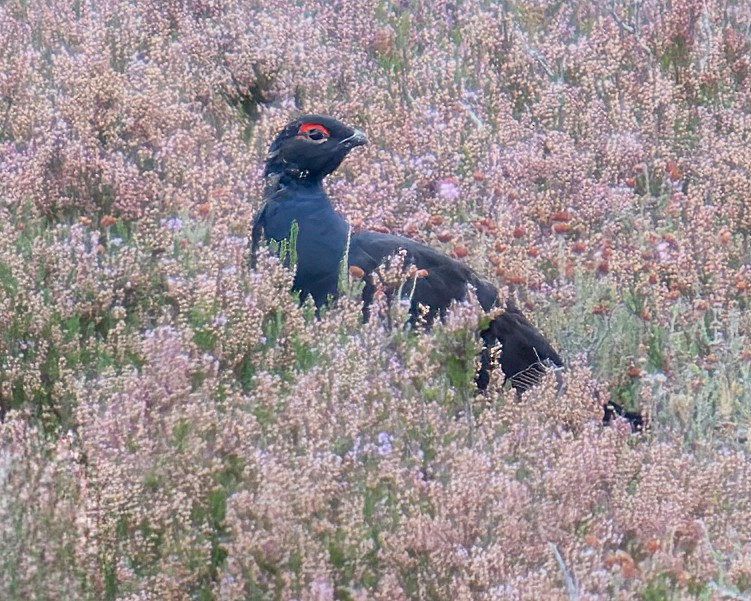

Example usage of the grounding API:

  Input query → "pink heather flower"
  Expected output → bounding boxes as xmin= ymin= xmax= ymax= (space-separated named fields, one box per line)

xmin=377 ymin=431 xmax=393 ymax=455
xmin=437 ymin=178 xmax=460 ymax=200
xmin=307 ymin=577 xmax=334 ymax=601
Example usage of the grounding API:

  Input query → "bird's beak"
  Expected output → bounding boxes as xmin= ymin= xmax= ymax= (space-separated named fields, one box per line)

xmin=339 ymin=129 xmax=368 ymax=148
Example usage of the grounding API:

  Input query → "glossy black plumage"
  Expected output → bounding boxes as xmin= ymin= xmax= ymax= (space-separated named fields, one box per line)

xmin=251 ymin=114 xmax=561 ymax=388
xmin=347 ymin=230 xmax=564 ymax=389
xmin=251 ymin=115 xmax=363 ymax=305
xmin=251 ymin=115 xmax=643 ymax=428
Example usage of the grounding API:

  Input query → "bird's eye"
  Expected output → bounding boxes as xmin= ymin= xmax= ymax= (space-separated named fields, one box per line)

xmin=298 ymin=122 xmax=330 ymax=143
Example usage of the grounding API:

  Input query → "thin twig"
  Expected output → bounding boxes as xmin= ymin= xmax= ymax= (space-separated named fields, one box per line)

xmin=512 ymin=22 xmax=556 ymax=79
xmin=460 ymin=101 xmax=485 ymax=129
xmin=607 ymin=2 xmax=655 ymax=59
xmin=549 ymin=542 xmax=580 ymax=601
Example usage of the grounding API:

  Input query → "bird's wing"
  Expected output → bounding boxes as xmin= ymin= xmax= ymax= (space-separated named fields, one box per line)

xmin=350 ymin=231 xmax=563 ymax=390
xmin=347 ymin=231 xmax=404 ymax=272
xmin=349 ymin=231 xmax=498 ymax=312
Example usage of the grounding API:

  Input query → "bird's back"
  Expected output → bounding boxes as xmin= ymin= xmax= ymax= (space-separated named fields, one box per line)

xmin=349 ymin=230 xmax=498 ymax=313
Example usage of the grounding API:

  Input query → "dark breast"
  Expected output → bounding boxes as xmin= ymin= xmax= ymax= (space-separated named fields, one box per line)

xmin=261 ymin=193 xmax=349 ymax=306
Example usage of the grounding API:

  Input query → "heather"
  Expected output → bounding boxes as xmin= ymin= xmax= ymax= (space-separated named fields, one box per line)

xmin=1 ymin=0 xmax=751 ymax=598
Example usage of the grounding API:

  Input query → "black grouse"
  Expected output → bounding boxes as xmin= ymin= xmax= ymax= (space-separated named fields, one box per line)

xmin=251 ymin=115 xmax=643 ymax=426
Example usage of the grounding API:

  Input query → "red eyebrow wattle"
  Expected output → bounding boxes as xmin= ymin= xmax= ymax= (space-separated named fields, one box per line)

xmin=299 ymin=122 xmax=330 ymax=136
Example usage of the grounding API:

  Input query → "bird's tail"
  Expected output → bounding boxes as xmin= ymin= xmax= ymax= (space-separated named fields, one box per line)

xmin=477 ymin=303 xmax=645 ymax=432
xmin=478 ymin=302 xmax=564 ymax=391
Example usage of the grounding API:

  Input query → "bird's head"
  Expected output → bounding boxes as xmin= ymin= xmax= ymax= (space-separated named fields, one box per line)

xmin=263 ymin=115 xmax=368 ymax=182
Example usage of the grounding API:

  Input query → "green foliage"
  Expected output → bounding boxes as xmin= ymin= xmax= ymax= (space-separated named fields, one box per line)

xmin=269 ymin=220 xmax=300 ymax=273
